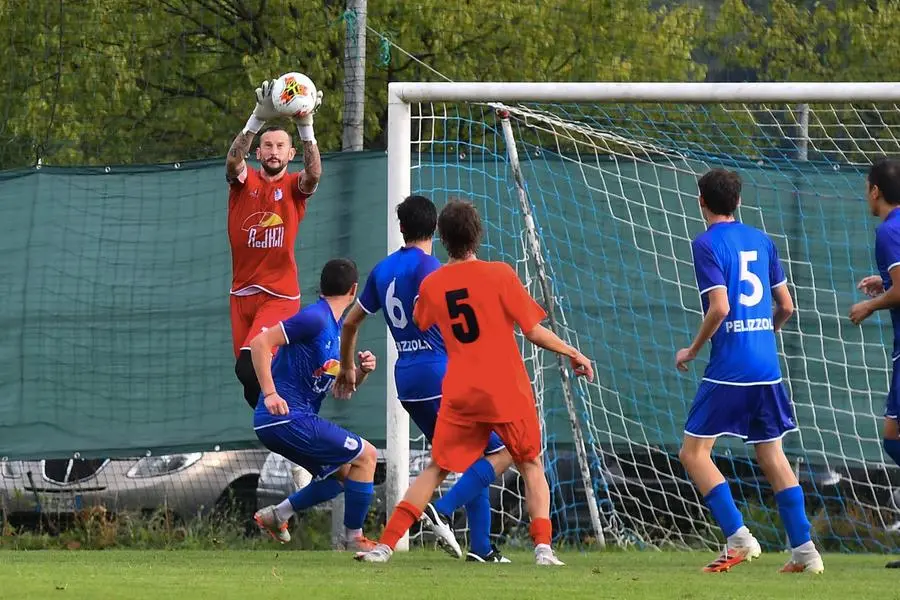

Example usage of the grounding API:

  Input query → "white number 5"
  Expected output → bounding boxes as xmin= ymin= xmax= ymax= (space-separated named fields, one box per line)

xmin=386 ymin=278 xmax=408 ymax=328
xmin=739 ymin=250 xmax=764 ymax=307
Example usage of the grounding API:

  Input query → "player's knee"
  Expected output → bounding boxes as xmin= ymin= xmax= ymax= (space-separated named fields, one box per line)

xmin=234 ymin=350 xmax=257 ymax=385
xmin=678 ymin=444 xmax=701 ymax=467
xmin=353 ymin=440 xmax=378 ymax=472
xmin=486 ymin=448 xmax=514 ymax=473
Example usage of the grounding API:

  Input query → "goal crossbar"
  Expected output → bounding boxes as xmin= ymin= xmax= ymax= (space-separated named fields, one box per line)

xmin=390 ymin=81 xmax=900 ymax=104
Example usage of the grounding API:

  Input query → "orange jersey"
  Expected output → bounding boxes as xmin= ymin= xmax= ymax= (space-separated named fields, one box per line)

xmin=227 ymin=168 xmax=312 ymax=299
xmin=413 ymin=260 xmax=546 ymax=423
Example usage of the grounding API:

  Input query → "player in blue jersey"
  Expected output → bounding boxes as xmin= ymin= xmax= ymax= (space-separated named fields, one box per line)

xmin=249 ymin=258 xmax=380 ymax=552
xmin=676 ymin=169 xmax=823 ymax=574
xmin=333 ymin=194 xmax=512 ymax=563
xmin=849 ymin=158 xmax=900 ymax=568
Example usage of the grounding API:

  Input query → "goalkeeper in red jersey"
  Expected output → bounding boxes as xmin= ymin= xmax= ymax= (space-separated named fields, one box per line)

xmin=225 ymin=79 xmax=323 ymax=408
xmin=355 ymin=200 xmax=593 ymax=566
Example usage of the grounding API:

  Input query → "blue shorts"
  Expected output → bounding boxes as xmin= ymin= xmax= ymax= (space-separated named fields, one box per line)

xmin=254 ymin=413 xmax=364 ymax=480
xmin=401 ymin=397 xmax=506 ymax=456
xmin=885 ymin=360 xmax=900 ymax=419
xmin=395 ymin=359 xmax=445 ymax=401
xmin=684 ymin=381 xmax=798 ymax=444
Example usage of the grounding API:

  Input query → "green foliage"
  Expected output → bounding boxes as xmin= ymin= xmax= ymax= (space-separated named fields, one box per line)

xmin=0 ymin=0 xmax=897 ymax=169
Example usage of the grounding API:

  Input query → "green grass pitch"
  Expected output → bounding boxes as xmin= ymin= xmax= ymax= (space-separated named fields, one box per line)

xmin=0 ymin=550 xmax=895 ymax=600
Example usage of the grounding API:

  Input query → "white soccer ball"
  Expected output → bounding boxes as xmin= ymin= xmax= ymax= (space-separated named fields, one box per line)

xmin=271 ymin=72 xmax=318 ymax=118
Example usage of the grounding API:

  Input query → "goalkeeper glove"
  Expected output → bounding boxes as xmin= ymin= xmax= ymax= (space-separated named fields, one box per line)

xmin=294 ymin=89 xmax=324 ymax=143
xmin=243 ymin=80 xmax=280 ymax=135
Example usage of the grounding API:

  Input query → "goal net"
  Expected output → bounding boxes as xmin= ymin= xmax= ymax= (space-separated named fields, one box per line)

xmin=386 ymin=82 xmax=900 ymax=552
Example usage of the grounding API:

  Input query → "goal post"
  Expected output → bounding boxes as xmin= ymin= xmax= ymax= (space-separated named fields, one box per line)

xmin=386 ymin=81 xmax=900 ymax=552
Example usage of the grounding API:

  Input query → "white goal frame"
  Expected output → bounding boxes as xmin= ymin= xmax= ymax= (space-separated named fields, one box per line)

xmin=384 ymin=81 xmax=900 ymax=551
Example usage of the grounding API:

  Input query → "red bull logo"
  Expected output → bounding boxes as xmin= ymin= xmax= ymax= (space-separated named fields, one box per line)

xmin=241 ymin=211 xmax=285 ymax=249
xmin=312 ymin=359 xmax=341 ymax=393
xmin=279 ymin=76 xmax=309 ymax=104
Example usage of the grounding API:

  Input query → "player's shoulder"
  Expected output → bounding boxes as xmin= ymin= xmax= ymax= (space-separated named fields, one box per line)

xmin=294 ymin=300 xmax=330 ymax=327
xmin=877 ymin=213 xmax=900 ymax=239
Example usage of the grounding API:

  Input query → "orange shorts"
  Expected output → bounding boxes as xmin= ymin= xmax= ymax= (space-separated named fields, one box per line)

xmin=431 ymin=407 xmax=542 ymax=473
xmin=230 ymin=293 xmax=300 ymax=357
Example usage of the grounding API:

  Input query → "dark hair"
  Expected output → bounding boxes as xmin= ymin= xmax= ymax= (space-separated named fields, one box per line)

xmin=259 ymin=126 xmax=292 ymax=143
xmin=438 ymin=200 xmax=483 ymax=259
xmin=319 ymin=258 xmax=358 ymax=296
xmin=698 ymin=169 xmax=742 ymax=216
xmin=869 ymin=159 xmax=900 ymax=206
xmin=397 ymin=195 xmax=437 ymax=243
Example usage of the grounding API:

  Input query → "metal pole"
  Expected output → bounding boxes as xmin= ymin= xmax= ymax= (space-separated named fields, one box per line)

xmin=341 ymin=0 xmax=367 ymax=151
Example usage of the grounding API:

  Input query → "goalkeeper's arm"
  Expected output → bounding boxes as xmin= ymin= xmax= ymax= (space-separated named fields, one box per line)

xmin=293 ymin=90 xmax=324 ymax=195
xmin=226 ymin=80 xmax=280 ymax=183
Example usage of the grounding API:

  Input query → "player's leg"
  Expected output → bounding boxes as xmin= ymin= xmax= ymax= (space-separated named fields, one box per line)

xmin=680 ymin=381 xmax=761 ymax=572
xmin=493 ymin=410 xmax=563 ymax=566
xmin=356 ymin=416 xmax=501 ymax=562
xmin=403 ymin=398 xmax=508 ymax=561
xmin=883 ymin=364 xmax=900 ymax=567
xmin=748 ymin=384 xmax=823 ymax=574
xmin=253 ymin=416 xmax=377 ymax=548
xmin=231 ymin=295 xmax=259 ymax=408
xmin=238 ymin=295 xmax=301 ymax=409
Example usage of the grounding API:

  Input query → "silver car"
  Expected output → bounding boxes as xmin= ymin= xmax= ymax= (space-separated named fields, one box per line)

xmin=0 ymin=450 xmax=268 ymax=522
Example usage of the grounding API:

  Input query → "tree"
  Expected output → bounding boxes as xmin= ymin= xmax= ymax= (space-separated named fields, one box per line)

xmin=0 ymin=0 xmax=707 ymax=168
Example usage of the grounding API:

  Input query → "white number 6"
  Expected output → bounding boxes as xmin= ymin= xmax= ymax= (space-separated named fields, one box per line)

xmin=386 ymin=278 xmax=408 ymax=328
xmin=739 ymin=250 xmax=764 ymax=307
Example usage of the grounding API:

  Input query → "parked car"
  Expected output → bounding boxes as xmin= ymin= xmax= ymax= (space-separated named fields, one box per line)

xmin=0 ymin=450 xmax=268 ymax=525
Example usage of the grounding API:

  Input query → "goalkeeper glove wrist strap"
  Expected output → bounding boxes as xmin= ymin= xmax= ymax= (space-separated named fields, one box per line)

xmin=243 ymin=115 xmax=266 ymax=135
xmin=298 ymin=123 xmax=316 ymax=144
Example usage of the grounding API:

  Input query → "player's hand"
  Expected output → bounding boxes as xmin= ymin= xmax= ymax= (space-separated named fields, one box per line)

xmin=849 ymin=300 xmax=875 ymax=325
xmin=333 ymin=367 xmax=357 ymax=400
xmin=569 ymin=352 xmax=594 ymax=382
xmin=675 ymin=347 xmax=697 ymax=372
xmin=857 ymin=275 xmax=884 ymax=298
xmin=293 ymin=89 xmax=324 ymax=126
xmin=251 ymin=80 xmax=280 ymax=122
xmin=358 ymin=350 xmax=376 ymax=373
xmin=264 ymin=392 xmax=289 ymax=416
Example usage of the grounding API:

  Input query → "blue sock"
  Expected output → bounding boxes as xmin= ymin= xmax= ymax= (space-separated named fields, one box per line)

xmin=433 ymin=457 xmax=496 ymax=516
xmin=287 ymin=478 xmax=343 ymax=512
xmin=884 ymin=439 xmax=900 ymax=468
xmin=342 ymin=478 xmax=375 ymax=531
xmin=703 ymin=482 xmax=744 ymax=538
xmin=464 ymin=487 xmax=492 ymax=557
xmin=775 ymin=486 xmax=811 ymax=548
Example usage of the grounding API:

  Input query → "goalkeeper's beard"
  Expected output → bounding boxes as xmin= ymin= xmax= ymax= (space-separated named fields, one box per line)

xmin=261 ymin=159 xmax=287 ymax=177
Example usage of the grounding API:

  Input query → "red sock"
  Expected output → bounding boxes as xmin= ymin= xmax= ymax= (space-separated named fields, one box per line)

xmin=380 ymin=501 xmax=423 ymax=550
xmin=529 ymin=517 xmax=552 ymax=547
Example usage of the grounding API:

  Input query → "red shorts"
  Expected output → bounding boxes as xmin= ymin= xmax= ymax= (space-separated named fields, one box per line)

xmin=431 ymin=407 xmax=542 ymax=473
xmin=230 ymin=293 xmax=300 ymax=358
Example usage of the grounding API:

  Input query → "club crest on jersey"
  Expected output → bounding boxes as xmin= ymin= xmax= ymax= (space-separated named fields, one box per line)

xmin=241 ymin=211 xmax=285 ymax=248
xmin=274 ymin=188 xmax=283 ymax=201
xmin=311 ymin=358 xmax=341 ymax=394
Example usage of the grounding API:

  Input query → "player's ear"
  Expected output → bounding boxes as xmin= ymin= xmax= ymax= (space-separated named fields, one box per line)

xmin=289 ymin=147 xmax=296 ymax=161
xmin=255 ymin=146 xmax=262 ymax=160
xmin=349 ymin=282 xmax=359 ymax=298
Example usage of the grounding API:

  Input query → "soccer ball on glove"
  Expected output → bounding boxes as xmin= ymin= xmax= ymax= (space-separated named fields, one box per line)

xmin=271 ymin=72 xmax=319 ymax=119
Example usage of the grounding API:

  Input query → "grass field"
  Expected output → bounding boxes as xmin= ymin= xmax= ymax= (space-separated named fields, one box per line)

xmin=0 ymin=549 xmax=895 ymax=600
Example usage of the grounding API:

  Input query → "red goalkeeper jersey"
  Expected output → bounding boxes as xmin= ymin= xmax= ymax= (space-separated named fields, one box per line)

xmin=227 ymin=168 xmax=312 ymax=299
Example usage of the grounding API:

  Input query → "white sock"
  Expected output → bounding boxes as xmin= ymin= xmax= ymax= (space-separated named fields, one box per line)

xmin=791 ymin=540 xmax=816 ymax=559
xmin=345 ymin=527 xmax=362 ymax=541
xmin=726 ymin=525 xmax=753 ymax=548
xmin=534 ymin=543 xmax=552 ymax=553
xmin=274 ymin=500 xmax=295 ymax=523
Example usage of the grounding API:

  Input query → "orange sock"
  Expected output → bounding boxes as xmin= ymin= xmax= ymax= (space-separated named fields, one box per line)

xmin=529 ymin=517 xmax=552 ymax=547
xmin=380 ymin=501 xmax=423 ymax=550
